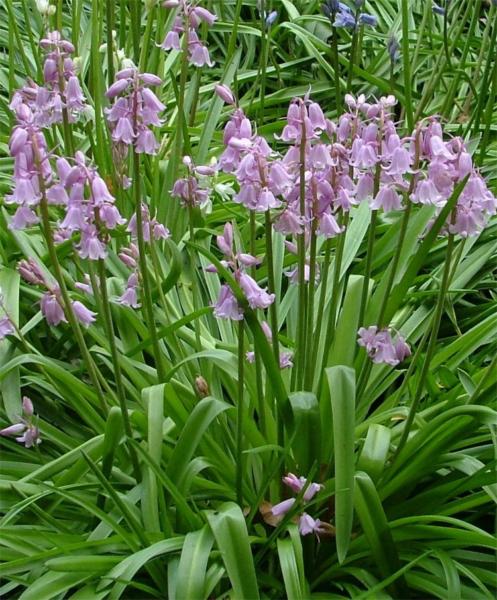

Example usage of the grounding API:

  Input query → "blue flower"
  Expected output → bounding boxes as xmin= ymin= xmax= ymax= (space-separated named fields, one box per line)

xmin=358 ymin=12 xmax=378 ymax=27
xmin=334 ymin=10 xmax=356 ymax=28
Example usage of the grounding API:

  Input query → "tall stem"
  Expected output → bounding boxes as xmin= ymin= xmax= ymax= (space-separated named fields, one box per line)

xmin=330 ymin=20 xmax=342 ymax=114
xmin=106 ymin=0 xmax=115 ymax=87
xmin=264 ymin=212 xmax=279 ymax=365
xmin=97 ymin=259 xmax=141 ymax=480
xmin=303 ymin=222 xmax=317 ymax=390
xmin=316 ymin=214 xmax=349 ymax=394
xmin=37 ymin=187 xmax=107 ymax=415
xmin=236 ymin=320 xmax=245 ymax=506
xmin=401 ymin=0 xmax=413 ymax=131
xmin=357 ymin=209 xmax=377 ymax=329
xmin=188 ymin=206 xmax=202 ymax=351
xmin=133 ymin=150 xmax=166 ymax=380
xmin=293 ymin=113 xmax=307 ymax=391
xmin=390 ymin=226 xmax=457 ymax=464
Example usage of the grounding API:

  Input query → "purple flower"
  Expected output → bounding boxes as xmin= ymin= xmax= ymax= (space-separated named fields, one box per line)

xmin=215 ymin=84 xmax=235 ymax=105
xmin=213 ymin=285 xmax=244 ymax=320
xmin=0 ymin=396 xmax=41 ymax=448
xmin=298 ymin=513 xmax=327 ymax=538
xmin=72 ymin=300 xmax=97 ymax=327
xmin=357 ymin=326 xmax=411 ymax=366
xmin=216 ymin=223 xmax=233 ymax=256
xmin=238 ymin=273 xmax=275 ymax=310
xmin=283 ymin=473 xmax=322 ymax=500
xmin=65 ymin=76 xmax=86 ymax=110
xmin=370 ymin=185 xmax=402 ymax=212
xmin=40 ymin=292 xmax=66 ymax=326
xmin=78 ymin=226 xmax=108 ymax=260
xmin=358 ymin=12 xmax=378 ymax=27
xmin=105 ymin=69 xmax=164 ymax=156
xmin=160 ymin=0 xmax=216 ymax=68
xmin=0 ymin=316 xmax=15 ymax=339
xmin=271 ymin=498 xmax=296 ymax=517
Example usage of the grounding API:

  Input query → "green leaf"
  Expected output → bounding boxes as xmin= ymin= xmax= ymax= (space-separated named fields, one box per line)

xmin=277 ymin=527 xmax=307 ymax=600
xmin=0 ymin=268 xmax=20 ymax=422
xmin=354 ymin=471 xmax=404 ymax=596
xmin=141 ymin=384 xmax=165 ymax=533
xmin=288 ymin=391 xmax=320 ymax=474
xmin=168 ymin=396 xmax=232 ymax=492
xmin=206 ymin=502 xmax=260 ymax=600
xmin=357 ymin=424 xmax=391 ymax=481
xmin=326 ymin=365 xmax=356 ymax=563
xmin=175 ymin=525 xmax=214 ymax=600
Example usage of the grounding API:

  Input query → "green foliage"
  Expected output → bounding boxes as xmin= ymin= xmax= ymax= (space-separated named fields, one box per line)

xmin=0 ymin=0 xmax=496 ymax=598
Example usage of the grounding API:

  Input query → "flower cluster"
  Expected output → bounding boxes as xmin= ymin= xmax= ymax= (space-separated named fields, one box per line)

xmin=322 ymin=1 xmax=378 ymax=29
xmin=269 ymin=473 xmax=330 ymax=539
xmin=6 ymin=101 xmax=51 ymax=230
xmin=160 ymin=0 xmax=216 ymax=68
xmin=171 ymin=156 xmax=215 ymax=208
xmin=357 ymin=326 xmax=411 ymax=366
xmin=211 ymin=223 xmax=275 ymax=320
xmin=410 ymin=119 xmax=497 ymax=237
xmin=50 ymin=151 xmax=125 ymax=257
xmin=219 ymin=92 xmax=496 ymax=251
xmin=106 ymin=68 xmax=164 ymax=155
xmin=10 ymin=31 xmax=87 ymax=128
xmin=0 ymin=397 xmax=41 ymax=448
xmin=18 ymin=258 xmax=96 ymax=327
xmin=219 ymin=108 xmax=293 ymax=212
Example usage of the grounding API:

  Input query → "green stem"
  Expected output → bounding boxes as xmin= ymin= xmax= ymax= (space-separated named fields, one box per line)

xmin=293 ymin=111 xmax=307 ymax=391
xmin=391 ymin=225 xmax=457 ymax=464
xmin=264 ymin=212 xmax=279 ymax=365
xmin=311 ymin=236 xmax=332 ymax=369
xmin=236 ymin=319 xmax=245 ymax=506
xmin=133 ymin=150 xmax=166 ymax=381
xmin=357 ymin=209 xmax=377 ymax=329
xmin=227 ymin=0 xmax=244 ymax=58
xmin=130 ymin=0 xmax=141 ymax=64
xmin=37 ymin=183 xmax=107 ymax=415
xmin=401 ymin=0 xmax=414 ymax=131
xmin=346 ymin=26 xmax=358 ymax=90
xmin=330 ymin=23 xmax=342 ymax=114
xmin=106 ymin=0 xmax=115 ymax=87
xmin=97 ymin=259 xmax=141 ymax=481
xmin=303 ymin=223 xmax=317 ymax=391
xmin=255 ymin=352 xmax=267 ymax=438
xmin=188 ymin=206 xmax=202 ymax=351
xmin=316 ymin=215 xmax=348 ymax=394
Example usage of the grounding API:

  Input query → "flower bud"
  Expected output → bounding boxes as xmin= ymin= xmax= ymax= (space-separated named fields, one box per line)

xmin=195 ymin=375 xmax=210 ymax=398
xmin=215 ymin=84 xmax=235 ymax=105
xmin=22 ymin=396 xmax=34 ymax=417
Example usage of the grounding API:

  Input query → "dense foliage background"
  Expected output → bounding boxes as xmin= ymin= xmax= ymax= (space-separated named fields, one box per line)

xmin=0 ymin=0 xmax=496 ymax=598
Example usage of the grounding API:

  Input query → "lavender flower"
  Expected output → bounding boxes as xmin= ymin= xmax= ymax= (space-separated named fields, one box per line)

xmin=119 ymin=273 xmax=141 ymax=309
xmin=72 ymin=300 xmax=97 ymax=327
xmin=0 ymin=317 xmax=14 ymax=340
xmin=105 ymin=68 xmax=164 ymax=157
xmin=213 ymin=284 xmax=243 ymax=320
xmin=10 ymin=31 xmax=88 ymax=128
xmin=40 ymin=291 xmax=67 ymax=326
xmin=160 ymin=0 xmax=216 ymax=68
xmin=357 ymin=326 xmax=411 ymax=366
xmin=171 ymin=156 xmax=214 ymax=208
xmin=0 ymin=397 xmax=41 ymax=448
xmin=215 ymin=83 xmax=236 ymax=105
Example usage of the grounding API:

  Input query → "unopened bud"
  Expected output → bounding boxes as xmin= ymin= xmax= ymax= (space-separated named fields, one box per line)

xmin=22 ymin=396 xmax=34 ymax=417
xmin=214 ymin=84 xmax=235 ymax=105
xmin=195 ymin=375 xmax=210 ymax=398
